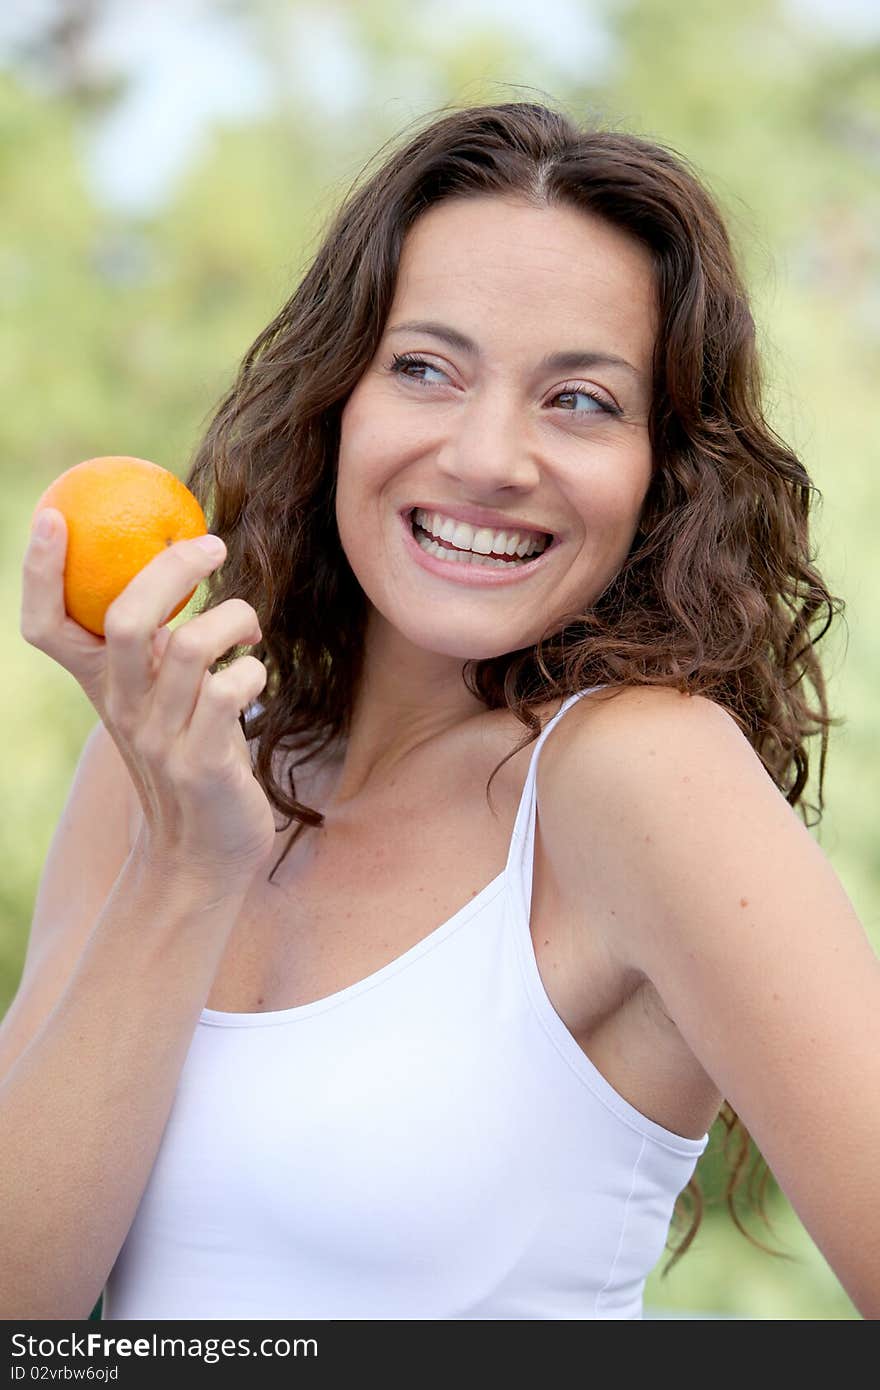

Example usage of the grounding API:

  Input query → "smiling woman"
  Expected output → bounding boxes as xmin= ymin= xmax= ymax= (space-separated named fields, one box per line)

xmin=182 ymin=100 xmax=848 ymax=1305
xmin=172 ymin=100 xmax=850 ymax=1306
xmin=8 ymin=99 xmax=865 ymax=1322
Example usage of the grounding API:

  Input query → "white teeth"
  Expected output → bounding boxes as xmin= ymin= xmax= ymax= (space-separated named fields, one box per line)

xmin=414 ymin=531 xmax=527 ymax=568
xmin=451 ymin=521 xmax=475 ymax=551
xmin=413 ymin=508 xmax=548 ymax=557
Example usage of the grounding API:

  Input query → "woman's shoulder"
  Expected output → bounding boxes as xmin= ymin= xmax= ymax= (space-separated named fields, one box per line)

xmin=579 ymin=681 xmax=735 ymax=721
xmin=541 ymin=681 xmax=743 ymax=770
xmin=534 ymin=681 xmax=769 ymax=976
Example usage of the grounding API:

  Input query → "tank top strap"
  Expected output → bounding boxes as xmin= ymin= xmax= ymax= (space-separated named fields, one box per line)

xmin=505 ymin=686 xmax=606 ymax=910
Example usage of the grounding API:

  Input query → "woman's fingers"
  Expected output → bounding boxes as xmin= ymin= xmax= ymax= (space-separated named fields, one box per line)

xmin=102 ymin=536 xmax=228 ymax=710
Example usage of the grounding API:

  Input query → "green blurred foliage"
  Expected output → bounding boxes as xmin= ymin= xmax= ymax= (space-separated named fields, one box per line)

xmin=2 ymin=0 xmax=877 ymax=1320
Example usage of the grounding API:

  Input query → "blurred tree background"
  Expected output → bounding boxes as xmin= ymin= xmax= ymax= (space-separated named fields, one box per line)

xmin=2 ymin=0 xmax=878 ymax=1320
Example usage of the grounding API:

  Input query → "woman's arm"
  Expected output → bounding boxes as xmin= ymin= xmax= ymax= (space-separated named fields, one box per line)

xmin=541 ymin=686 xmax=880 ymax=1319
xmin=0 ymin=848 xmax=248 ymax=1319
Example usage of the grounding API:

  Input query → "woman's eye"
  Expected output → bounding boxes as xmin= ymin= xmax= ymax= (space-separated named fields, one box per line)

xmin=549 ymin=386 xmax=618 ymax=417
xmin=388 ymin=352 xmax=620 ymax=418
xmin=389 ymin=353 xmax=447 ymax=387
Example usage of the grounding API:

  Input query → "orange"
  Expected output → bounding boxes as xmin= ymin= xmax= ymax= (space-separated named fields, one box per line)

xmin=32 ymin=456 xmax=210 ymax=638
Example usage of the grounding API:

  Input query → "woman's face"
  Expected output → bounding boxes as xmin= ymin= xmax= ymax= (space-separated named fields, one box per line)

xmin=336 ymin=195 xmax=657 ymax=663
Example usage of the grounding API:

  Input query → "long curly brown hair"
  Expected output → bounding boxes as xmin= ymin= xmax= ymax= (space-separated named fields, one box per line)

xmin=182 ymin=99 xmax=846 ymax=1275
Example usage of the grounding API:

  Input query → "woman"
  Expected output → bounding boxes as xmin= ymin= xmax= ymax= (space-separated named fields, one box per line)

xmin=8 ymin=101 xmax=879 ymax=1320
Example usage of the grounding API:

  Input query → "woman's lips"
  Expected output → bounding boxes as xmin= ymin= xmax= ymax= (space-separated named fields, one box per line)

xmin=411 ymin=513 xmax=541 ymax=560
xmin=400 ymin=507 xmax=560 ymax=587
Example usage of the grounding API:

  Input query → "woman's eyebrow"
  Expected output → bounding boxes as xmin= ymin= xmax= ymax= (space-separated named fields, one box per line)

xmin=387 ymin=319 xmax=641 ymax=379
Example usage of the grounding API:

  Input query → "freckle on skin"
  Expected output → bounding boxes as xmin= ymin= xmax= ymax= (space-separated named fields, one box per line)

xmin=740 ymin=898 xmax=748 ymax=907
xmin=645 ymin=834 xmax=652 ymax=844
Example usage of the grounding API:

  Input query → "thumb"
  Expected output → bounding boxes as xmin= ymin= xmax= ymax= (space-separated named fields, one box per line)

xmin=31 ymin=507 xmax=67 ymax=550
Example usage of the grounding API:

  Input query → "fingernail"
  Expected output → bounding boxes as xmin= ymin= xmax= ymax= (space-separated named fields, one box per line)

xmin=196 ymin=534 xmax=225 ymax=557
xmin=34 ymin=512 xmax=54 ymax=542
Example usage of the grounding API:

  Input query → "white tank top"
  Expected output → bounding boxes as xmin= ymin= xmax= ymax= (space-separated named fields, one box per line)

xmin=102 ymin=687 xmax=709 ymax=1321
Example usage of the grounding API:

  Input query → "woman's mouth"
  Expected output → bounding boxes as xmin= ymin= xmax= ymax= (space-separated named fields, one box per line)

xmin=408 ymin=508 xmax=552 ymax=568
xmin=399 ymin=507 xmax=559 ymax=587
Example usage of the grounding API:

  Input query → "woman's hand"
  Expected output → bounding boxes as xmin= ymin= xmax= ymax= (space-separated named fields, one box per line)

xmin=20 ymin=509 xmax=277 ymax=895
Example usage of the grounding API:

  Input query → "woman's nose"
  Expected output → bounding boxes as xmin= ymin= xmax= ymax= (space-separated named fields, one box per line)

xmin=433 ymin=389 xmax=542 ymax=494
